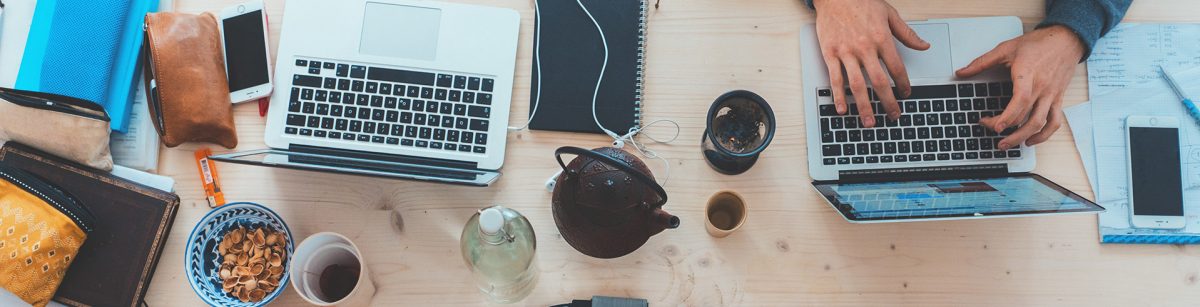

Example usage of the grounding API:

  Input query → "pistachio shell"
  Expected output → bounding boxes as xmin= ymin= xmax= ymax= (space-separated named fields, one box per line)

xmin=249 ymin=289 xmax=266 ymax=301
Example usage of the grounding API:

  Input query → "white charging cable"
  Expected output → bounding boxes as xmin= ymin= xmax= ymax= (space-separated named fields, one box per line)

xmin=522 ymin=0 xmax=680 ymax=187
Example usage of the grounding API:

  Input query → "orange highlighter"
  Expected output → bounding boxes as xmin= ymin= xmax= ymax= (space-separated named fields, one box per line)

xmin=195 ymin=148 xmax=227 ymax=208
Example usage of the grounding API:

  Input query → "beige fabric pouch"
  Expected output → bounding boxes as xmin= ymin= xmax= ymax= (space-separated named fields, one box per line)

xmin=0 ymin=87 xmax=114 ymax=171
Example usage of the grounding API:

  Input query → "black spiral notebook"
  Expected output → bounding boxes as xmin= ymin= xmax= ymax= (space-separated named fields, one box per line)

xmin=529 ymin=0 xmax=648 ymax=134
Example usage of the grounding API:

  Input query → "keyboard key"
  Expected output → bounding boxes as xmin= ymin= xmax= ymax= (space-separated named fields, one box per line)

xmin=966 ymin=152 xmax=979 ymax=159
xmin=456 ymin=118 xmax=469 ymax=130
xmin=835 ymin=131 xmax=848 ymax=143
xmin=463 ymin=92 xmax=475 ymax=103
xmin=435 ymin=89 xmax=448 ymax=101
xmin=445 ymin=143 xmax=457 ymax=151
xmin=308 ymin=67 xmax=321 ymax=75
xmin=350 ymin=120 xmax=363 ymax=132
xmin=482 ymin=79 xmax=495 ymax=92
xmin=1001 ymin=82 xmax=1013 ymax=96
xmin=823 ymin=158 xmax=836 ymax=165
xmin=371 ymin=136 xmax=385 ymax=143
xmin=352 ymin=80 xmax=365 ymax=92
xmin=924 ymin=154 xmax=937 ymax=161
xmin=420 ymin=127 xmax=432 ymax=139
xmin=407 ymin=86 xmax=420 ymax=97
xmin=470 ymin=119 xmax=490 ymax=132
xmin=895 ymin=155 xmax=908 ymax=162
xmin=986 ymin=98 xmax=1000 ymax=110
xmin=907 ymin=84 xmax=957 ymax=99
xmin=459 ymin=144 xmax=471 ymax=152
xmin=449 ymin=90 xmax=462 ymax=102
xmin=426 ymin=101 xmax=439 ymax=113
xmin=300 ymin=128 xmax=313 ymax=136
xmin=852 ymin=157 xmax=865 ymax=164
xmin=837 ymin=157 xmax=851 ymax=164
xmin=981 ymin=151 xmax=993 ymax=159
xmin=350 ymin=65 xmax=367 ymax=79
xmin=932 ymin=100 xmax=945 ymax=112
xmin=918 ymin=101 xmax=931 ymax=113
xmin=421 ymin=87 xmax=434 ymax=99
xmin=1009 ymin=150 xmax=1021 ymax=157
xmin=866 ymin=156 xmax=879 ymax=163
xmin=823 ymin=145 xmax=841 ymax=156
xmin=441 ymin=116 xmax=454 ymax=127
xmin=321 ymin=117 xmax=334 ymax=129
xmin=387 ymin=137 xmax=400 ymax=145
xmin=988 ymin=83 xmax=1003 ymax=97
xmin=475 ymin=134 xmax=488 ymax=145
xmin=958 ymin=84 xmax=974 ymax=97
xmin=937 ymin=153 xmax=951 ymax=161
xmin=454 ymin=104 xmax=467 ymax=116
xmin=287 ymin=114 xmax=306 ymax=126
xmin=994 ymin=151 xmax=1008 ymax=158
xmin=285 ymin=127 xmax=298 ymax=134
xmin=430 ymin=142 xmax=443 ymax=150
xmin=845 ymin=117 xmax=858 ymax=129
xmin=454 ymin=76 xmax=467 ymax=89
xmin=406 ymin=126 xmax=418 ymax=138
xmin=336 ymin=119 xmax=348 ymax=130
xmin=437 ymin=74 xmax=453 ymax=87
xmin=371 ymin=96 xmax=383 ymax=107
xmin=819 ymin=104 xmax=840 ymax=116
xmin=393 ymin=84 xmax=406 ymax=96
xmin=336 ymin=64 xmax=349 ymax=77
xmin=399 ymin=99 xmax=412 ymax=110
xmin=434 ymin=129 xmax=446 ymax=141
xmin=974 ymin=83 xmax=988 ymax=97
xmin=448 ymin=130 xmax=460 ymax=142
xmin=380 ymin=83 xmax=392 ymax=95
xmin=414 ymin=113 xmax=427 ymax=125
xmin=478 ymin=93 xmax=493 ymax=105
xmin=849 ymin=130 xmax=861 ymax=142
xmin=367 ymin=67 xmax=434 ymax=86
xmin=959 ymin=99 xmax=973 ymax=111
xmin=468 ymin=77 xmax=481 ymax=90
xmin=295 ymin=59 xmax=308 ymax=67
xmin=338 ymin=79 xmax=351 ymax=91
xmin=881 ymin=156 xmax=893 ymax=163
xmin=294 ymin=75 xmax=322 ymax=88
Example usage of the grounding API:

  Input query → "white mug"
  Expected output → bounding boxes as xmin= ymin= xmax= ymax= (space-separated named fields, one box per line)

xmin=290 ymin=232 xmax=375 ymax=306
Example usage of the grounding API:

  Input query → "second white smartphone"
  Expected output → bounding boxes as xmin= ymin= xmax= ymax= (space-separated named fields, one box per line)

xmin=1125 ymin=115 xmax=1187 ymax=229
xmin=219 ymin=0 xmax=273 ymax=103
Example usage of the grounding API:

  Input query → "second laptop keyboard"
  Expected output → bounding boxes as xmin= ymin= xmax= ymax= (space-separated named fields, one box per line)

xmin=817 ymin=82 xmax=1023 ymax=166
xmin=285 ymin=58 xmax=496 ymax=155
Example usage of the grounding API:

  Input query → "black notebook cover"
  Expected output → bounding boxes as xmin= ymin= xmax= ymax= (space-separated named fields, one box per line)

xmin=0 ymin=142 xmax=180 ymax=307
xmin=530 ymin=0 xmax=647 ymax=134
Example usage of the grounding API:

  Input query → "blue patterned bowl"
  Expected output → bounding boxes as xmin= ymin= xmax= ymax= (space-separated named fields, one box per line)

xmin=185 ymin=202 xmax=294 ymax=306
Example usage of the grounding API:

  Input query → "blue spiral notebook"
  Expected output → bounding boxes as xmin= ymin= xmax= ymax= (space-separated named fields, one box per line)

xmin=14 ymin=0 xmax=158 ymax=133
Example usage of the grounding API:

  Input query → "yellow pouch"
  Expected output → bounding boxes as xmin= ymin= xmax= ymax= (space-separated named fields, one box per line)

xmin=0 ymin=165 xmax=93 ymax=307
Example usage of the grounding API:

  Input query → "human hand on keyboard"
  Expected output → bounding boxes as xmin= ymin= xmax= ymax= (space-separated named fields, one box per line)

xmin=955 ymin=25 xmax=1085 ymax=150
xmin=812 ymin=0 xmax=930 ymax=128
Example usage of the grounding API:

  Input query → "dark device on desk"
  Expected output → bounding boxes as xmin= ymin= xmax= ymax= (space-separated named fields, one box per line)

xmin=1126 ymin=115 xmax=1186 ymax=229
xmin=528 ymin=0 xmax=647 ymax=134
xmin=801 ymin=17 xmax=1104 ymax=223
xmin=219 ymin=0 xmax=274 ymax=103
xmin=0 ymin=142 xmax=180 ymax=307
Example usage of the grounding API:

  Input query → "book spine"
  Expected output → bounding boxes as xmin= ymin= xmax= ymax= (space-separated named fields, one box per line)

xmin=633 ymin=0 xmax=648 ymax=128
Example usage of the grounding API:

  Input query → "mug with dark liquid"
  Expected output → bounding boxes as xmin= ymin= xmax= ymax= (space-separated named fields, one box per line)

xmin=290 ymin=232 xmax=375 ymax=306
xmin=702 ymin=90 xmax=776 ymax=175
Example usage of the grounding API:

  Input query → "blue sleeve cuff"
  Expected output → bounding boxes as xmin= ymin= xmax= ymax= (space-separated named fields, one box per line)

xmin=805 ymin=0 xmax=815 ymax=9
xmin=1036 ymin=0 xmax=1132 ymax=61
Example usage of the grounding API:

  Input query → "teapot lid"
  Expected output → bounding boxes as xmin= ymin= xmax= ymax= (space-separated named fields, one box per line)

xmin=554 ymin=146 xmax=668 ymax=207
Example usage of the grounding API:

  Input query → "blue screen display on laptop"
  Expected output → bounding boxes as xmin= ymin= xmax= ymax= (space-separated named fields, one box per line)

xmin=813 ymin=175 xmax=1104 ymax=221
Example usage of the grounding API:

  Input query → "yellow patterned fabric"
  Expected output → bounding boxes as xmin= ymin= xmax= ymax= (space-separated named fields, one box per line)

xmin=0 ymin=179 xmax=86 ymax=307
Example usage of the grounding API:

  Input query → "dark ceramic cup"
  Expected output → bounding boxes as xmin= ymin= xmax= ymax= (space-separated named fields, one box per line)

xmin=701 ymin=90 xmax=776 ymax=175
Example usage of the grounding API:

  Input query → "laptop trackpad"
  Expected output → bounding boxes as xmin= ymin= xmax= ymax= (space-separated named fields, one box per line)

xmin=359 ymin=3 xmax=441 ymax=61
xmin=894 ymin=23 xmax=952 ymax=79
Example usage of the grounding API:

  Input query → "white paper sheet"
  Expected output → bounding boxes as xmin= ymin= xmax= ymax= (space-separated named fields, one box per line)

xmin=109 ymin=70 xmax=160 ymax=172
xmin=1087 ymin=23 xmax=1200 ymax=96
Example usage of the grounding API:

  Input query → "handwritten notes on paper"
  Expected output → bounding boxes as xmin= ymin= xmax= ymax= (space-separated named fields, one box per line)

xmin=1088 ymin=24 xmax=1200 ymax=95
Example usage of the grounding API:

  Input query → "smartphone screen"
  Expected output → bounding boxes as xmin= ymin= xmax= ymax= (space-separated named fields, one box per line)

xmin=222 ymin=10 xmax=270 ymax=92
xmin=1129 ymin=127 xmax=1184 ymax=216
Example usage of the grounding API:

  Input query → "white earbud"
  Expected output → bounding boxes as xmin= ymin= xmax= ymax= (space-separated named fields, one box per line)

xmin=545 ymin=170 xmax=563 ymax=193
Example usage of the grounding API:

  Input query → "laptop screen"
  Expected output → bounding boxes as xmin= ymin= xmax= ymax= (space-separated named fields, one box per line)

xmin=813 ymin=174 xmax=1103 ymax=222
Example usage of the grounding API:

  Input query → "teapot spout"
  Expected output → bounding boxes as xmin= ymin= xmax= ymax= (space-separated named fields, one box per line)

xmin=651 ymin=209 xmax=680 ymax=233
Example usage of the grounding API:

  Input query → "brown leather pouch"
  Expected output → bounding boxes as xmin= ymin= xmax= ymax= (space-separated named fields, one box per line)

xmin=142 ymin=12 xmax=237 ymax=148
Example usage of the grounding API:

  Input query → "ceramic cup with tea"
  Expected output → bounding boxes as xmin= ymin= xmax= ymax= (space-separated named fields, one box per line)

xmin=705 ymin=191 xmax=748 ymax=238
xmin=290 ymin=232 xmax=375 ymax=306
xmin=701 ymin=90 xmax=776 ymax=175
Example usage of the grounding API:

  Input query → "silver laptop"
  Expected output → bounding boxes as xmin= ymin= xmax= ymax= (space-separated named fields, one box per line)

xmin=212 ymin=0 xmax=519 ymax=186
xmin=800 ymin=17 xmax=1104 ymax=222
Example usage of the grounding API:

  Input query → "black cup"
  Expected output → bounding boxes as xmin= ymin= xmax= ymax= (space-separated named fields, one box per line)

xmin=702 ymin=90 xmax=776 ymax=175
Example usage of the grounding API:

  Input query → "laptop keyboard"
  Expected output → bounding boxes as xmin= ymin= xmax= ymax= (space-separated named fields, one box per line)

xmin=285 ymin=57 xmax=496 ymax=155
xmin=818 ymin=82 xmax=1023 ymax=166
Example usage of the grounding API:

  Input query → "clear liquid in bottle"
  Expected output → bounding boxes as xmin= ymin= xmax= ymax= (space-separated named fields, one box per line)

xmin=460 ymin=205 xmax=538 ymax=303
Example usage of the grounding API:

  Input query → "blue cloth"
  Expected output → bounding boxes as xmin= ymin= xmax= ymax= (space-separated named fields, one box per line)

xmin=803 ymin=0 xmax=1133 ymax=60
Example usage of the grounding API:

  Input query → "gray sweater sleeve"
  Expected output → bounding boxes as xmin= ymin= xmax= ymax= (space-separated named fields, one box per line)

xmin=802 ymin=0 xmax=1133 ymax=60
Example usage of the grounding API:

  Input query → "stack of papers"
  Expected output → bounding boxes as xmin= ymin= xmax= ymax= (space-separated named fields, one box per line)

xmin=1068 ymin=23 xmax=1200 ymax=243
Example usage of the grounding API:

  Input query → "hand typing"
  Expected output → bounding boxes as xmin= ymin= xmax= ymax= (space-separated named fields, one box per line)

xmin=812 ymin=0 xmax=930 ymax=128
xmin=955 ymin=25 xmax=1085 ymax=149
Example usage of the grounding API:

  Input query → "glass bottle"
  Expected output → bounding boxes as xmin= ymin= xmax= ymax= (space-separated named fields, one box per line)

xmin=460 ymin=205 xmax=538 ymax=303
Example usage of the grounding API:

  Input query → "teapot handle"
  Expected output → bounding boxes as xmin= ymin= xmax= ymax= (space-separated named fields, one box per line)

xmin=554 ymin=146 xmax=668 ymax=207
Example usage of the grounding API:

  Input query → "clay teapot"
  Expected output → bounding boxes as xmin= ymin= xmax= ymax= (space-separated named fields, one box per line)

xmin=552 ymin=146 xmax=679 ymax=259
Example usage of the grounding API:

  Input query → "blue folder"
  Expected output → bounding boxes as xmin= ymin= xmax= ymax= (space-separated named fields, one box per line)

xmin=15 ymin=0 xmax=159 ymax=133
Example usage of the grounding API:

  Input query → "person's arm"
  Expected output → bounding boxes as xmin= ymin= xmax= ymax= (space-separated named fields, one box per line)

xmin=1037 ymin=0 xmax=1133 ymax=61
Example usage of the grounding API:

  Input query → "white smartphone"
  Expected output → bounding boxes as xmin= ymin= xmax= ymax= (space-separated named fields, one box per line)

xmin=1125 ymin=115 xmax=1186 ymax=229
xmin=218 ymin=0 xmax=273 ymax=103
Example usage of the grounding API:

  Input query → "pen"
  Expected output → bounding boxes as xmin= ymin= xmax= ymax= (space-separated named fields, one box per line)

xmin=1160 ymin=65 xmax=1200 ymax=126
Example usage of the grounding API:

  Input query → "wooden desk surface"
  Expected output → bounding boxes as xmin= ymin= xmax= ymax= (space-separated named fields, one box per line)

xmin=150 ymin=0 xmax=1200 ymax=305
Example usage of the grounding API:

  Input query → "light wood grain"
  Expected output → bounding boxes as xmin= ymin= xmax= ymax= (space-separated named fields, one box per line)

xmin=148 ymin=0 xmax=1200 ymax=306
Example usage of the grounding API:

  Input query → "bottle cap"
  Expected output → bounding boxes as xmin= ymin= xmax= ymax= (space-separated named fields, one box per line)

xmin=479 ymin=207 xmax=504 ymax=235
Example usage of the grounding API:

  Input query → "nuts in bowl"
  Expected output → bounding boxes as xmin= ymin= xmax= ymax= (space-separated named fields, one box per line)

xmin=185 ymin=202 xmax=294 ymax=307
xmin=218 ymin=227 xmax=287 ymax=302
